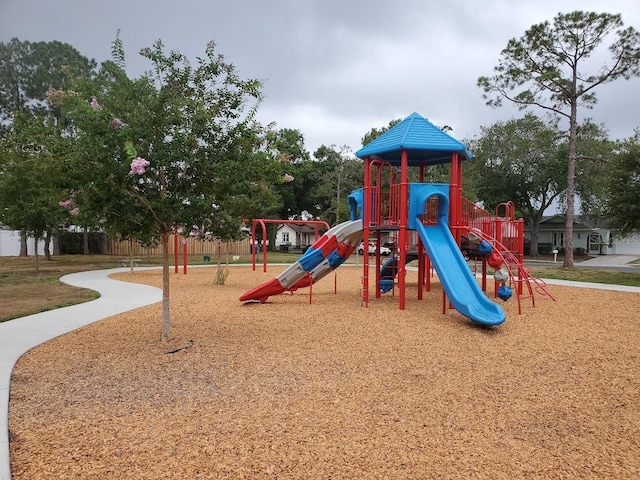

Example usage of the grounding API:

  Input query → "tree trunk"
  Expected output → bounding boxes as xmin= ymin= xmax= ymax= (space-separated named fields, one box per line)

xmin=563 ymin=102 xmax=578 ymax=268
xmin=44 ymin=233 xmax=52 ymax=261
xmin=216 ymin=240 xmax=223 ymax=284
xmin=33 ymin=238 xmax=39 ymax=272
xmin=20 ymin=233 xmax=28 ymax=257
xmin=83 ymin=230 xmax=90 ymax=255
xmin=528 ymin=214 xmax=542 ymax=257
xmin=161 ymin=232 xmax=171 ymax=342
xmin=52 ymin=232 xmax=61 ymax=256
xmin=128 ymin=239 xmax=135 ymax=272
xmin=101 ymin=233 xmax=110 ymax=254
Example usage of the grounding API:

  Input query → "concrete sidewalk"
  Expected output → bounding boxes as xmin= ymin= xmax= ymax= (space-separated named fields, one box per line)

xmin=577 ymin=254 xmax=640 ymax=267
xmin=0 ymin=268 xmax=162 ymax=480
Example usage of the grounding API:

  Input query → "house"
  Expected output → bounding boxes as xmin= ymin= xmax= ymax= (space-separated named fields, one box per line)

xmin=0 ymin=227 xmax=45 ymax=256
xmin=525 ymin=214 xmax=640 ymax=256
xmin=275 ymin=223 xmax=322 ymax=251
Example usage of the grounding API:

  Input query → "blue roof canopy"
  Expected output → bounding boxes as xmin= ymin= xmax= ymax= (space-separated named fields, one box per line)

xmin=355 ymin=112 xmax=473 ymax=166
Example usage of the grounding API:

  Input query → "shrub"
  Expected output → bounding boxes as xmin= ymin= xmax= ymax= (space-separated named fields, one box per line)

xmin=214 ymin=264 xmax=230 ymax=285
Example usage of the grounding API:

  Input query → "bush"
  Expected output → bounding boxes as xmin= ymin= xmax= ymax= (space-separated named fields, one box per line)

xmin=531 ymin=243 xmax=553 ymax=255
xmin=58 ymin=232 xmax=108 ymax=254
xmin=214 ymin=264 xmax=230 ymax=285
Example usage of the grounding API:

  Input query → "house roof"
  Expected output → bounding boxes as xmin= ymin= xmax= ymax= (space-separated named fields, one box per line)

xmin=277 ymin=223 xmax=318 ymax=234
xmin=539 ymin=214 xmax=608 ymax=230
xmin=355 ymin=112 xmax=473 ymax=166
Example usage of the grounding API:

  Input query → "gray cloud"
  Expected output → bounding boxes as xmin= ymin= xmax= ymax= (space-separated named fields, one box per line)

xmin=2 ymin=0 xmax=639 ymax=153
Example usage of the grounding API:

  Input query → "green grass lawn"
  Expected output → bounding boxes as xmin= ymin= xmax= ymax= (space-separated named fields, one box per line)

xmin=1 ymin=252 xmax=638 ymax=323
xmin=527 ymin=265 xmax=640 ymax=287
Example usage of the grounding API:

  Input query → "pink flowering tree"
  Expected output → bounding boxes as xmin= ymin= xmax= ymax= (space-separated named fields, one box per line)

xmin=61 ymin=36 xmax=283 ymax=341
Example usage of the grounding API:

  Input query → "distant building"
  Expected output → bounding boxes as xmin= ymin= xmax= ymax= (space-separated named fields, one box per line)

xmin=525 ymin=214 xmax=640 ymax=256
xmin=275 ymin=223 xmax=321 ymax=251
xmin=0 ymin=228 xmax=45 ymax=257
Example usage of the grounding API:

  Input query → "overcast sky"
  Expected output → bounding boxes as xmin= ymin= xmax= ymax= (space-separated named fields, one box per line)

xmin=1 ymin=0 xmax=639 ymax=154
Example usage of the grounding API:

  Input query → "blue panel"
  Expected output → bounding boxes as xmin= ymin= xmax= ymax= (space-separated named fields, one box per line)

xmin=379 ymin=279 xmax=394 ymax=293
xmin=356 ymin=112 xmax=473 ymax=166
xmin=298 ymin=247 xmax=324 ymax=272
xmin=348 ymin=188 xmax=364 ymax=221
xmin=478 ymin=240 xmax=493 ymax=256
xmin=327 ymin=250 xmax=346 ymax=269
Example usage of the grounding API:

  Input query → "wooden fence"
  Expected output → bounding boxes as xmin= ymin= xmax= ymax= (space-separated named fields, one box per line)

xmin=109 ymin=236 xmax=253 ymax=257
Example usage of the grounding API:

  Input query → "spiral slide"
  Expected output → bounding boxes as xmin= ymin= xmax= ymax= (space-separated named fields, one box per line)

xmin=378 ymin=253 xmax=419 ymax=293
xmin=239 ymin=220 xmax=364 ymax=303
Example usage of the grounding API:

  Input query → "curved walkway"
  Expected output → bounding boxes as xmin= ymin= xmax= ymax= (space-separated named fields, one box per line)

xmin=0 ymin=268 xmax=162 ymax=480
xmin=1 ymin=265 xmax=639 ymax=480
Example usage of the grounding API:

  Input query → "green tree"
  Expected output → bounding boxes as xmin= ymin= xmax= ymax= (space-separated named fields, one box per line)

xmin=0 ymin=38 xmax=96 ymax=127
xmin=265 ymin=128 xmax=313 ymax=220
xmin=312 ymin=145 xmax=362 ymax=224
xmin=63 ymin=38 xmax=275 ymax=341
xmin=560 ymin=120 xmax=613 ymax=219
xmin=604 ymin=131 xmax=640 ymax=235
xmin=360 ymin=118 xmax=402 ymax=147
xmin=478 ymin=11 xmax=640 ymax=268
xmin=0 ymin=38 xmax=95 ymax=255
xmin=468 ymin=114 xmax=565 ymax=256
xmin=0 ymin=112 xmax=70 ymax=268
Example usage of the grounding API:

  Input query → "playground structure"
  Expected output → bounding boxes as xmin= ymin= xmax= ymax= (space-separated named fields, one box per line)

xmin=240 ymin=113 xmax=555 ymax=325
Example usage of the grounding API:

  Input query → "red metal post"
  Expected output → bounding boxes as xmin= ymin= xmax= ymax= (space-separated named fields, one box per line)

xmin=182 ymin=239 xmax=187 ymax=274
xmin=174 ymin=231 xmax=179 ymax=273
xmin=398 ymin=150 xmax=408 ymax=310
xmin=517 ymin=219 xmax=524 ymax=295
xmin=482 ymin=258 xmax=487 ymax=292
xmin=375 ymin=229 xmax=382 ymax=299
xmin=417 ymin=244 xmax=424 ymax=300
xmin=449 ymin=153 xmax=459 ymax=231
xmin=362 ymin=157 xmax=371 ymax=307
xmin=442 ymin=289 xmax=447 ymax=315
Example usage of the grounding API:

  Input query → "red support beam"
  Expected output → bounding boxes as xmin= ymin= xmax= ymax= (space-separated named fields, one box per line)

xmin=398 ymin=150 xmax=408 ymax=310
xmin=174 ymin=231 xmax=179 ymax=273
xmin=362 ymin=156 xmax=372 ymax=307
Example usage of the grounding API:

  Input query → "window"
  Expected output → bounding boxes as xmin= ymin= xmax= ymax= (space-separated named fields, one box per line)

xmin=588 ymin=234 xmax=601 ymax=253
xmin=552 ymin=232 xmax=564 ymax=248
xmin=282 ymin=232 xmax=289 ymax=243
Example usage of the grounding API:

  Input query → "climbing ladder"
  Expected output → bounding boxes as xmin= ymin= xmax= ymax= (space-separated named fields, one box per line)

xmin=459 ymin=199 xmax=556 ymax=314
xmin=480 ymin=231 xmax=557 ymax=314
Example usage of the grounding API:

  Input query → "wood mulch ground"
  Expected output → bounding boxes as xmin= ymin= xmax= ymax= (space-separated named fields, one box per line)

xmin=8 ymin=266 xmax=640 ymax=479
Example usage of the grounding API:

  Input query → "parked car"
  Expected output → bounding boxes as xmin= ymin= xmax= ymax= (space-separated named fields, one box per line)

xmin=358 ymin=242 xmax=391 ymax=256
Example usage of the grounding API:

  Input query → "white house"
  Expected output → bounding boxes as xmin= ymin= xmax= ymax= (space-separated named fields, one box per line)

xmin=0 ymin=228 xmax=46 ymax=256
xmin=525 ymin=215 xmax=640 ymax=256
xmin=609 ymin=233 xmax=640 ymax=255
xmin=275 ymin=224 xmax=322 ymax=251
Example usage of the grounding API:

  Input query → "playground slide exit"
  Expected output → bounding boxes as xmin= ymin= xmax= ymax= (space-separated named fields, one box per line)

xmin=414 ymin=218 xmax=506 ymax=326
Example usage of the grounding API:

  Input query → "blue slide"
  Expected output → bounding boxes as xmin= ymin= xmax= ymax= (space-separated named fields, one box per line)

xmin=409 ymin=183 xmax=505 ymax=325
xmin=414 ymin=218 xmax=505 ymax=326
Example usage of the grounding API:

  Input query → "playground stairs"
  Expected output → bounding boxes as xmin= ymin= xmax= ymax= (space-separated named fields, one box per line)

xmin=485 ymin=233 xmax=557 ymax=314
xmin=461 ymin=198 xmax=556 ymax=313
